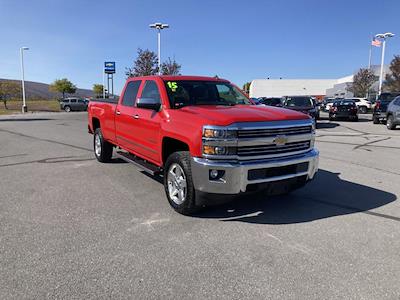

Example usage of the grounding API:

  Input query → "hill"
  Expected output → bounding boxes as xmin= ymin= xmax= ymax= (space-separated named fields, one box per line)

xmin=0 ymin=79 xmax=94 ymax=99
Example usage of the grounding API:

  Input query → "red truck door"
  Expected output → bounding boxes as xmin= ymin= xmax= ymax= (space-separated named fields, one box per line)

xmin=115 ymin=80 xmax=142 ymax=152
xmin=131 ymin=80 xmax=163 ymax=164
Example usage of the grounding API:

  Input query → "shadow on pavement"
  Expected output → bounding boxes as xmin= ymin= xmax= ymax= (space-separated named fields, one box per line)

xmin=193 ymin=169 xmax=397 ymax=224
xmin=316 ymin=122 xmax=340 ymax=129
xmin=0 ymin=118 xmax=52 ymax=122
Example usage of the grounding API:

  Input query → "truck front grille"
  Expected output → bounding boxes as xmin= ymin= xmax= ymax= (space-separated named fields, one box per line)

xmin=238 ymin=141 xmax=311 ymax=157
xmin=237 ymin=125 xmax=312 ymax=138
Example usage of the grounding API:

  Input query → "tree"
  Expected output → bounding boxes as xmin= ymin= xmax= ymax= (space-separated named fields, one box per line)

xmin=0 ymin=81 xmax=21 ymax=109
xmin=93 ymin=84 xmax=104 ymax=98
xmin=242 ymin=82 xmax=251 ymax=94
xmin=161 ymin=57 xmax=181 ymax=75
xmin=126 ymin=48 xmax=158 ymax=77
xmin=49 ymin=78 xmax=77 ymax=99
xmin=384 ymin=55 xmax=400 ymax=92
xmin=346 ymin=68 xmax=377 ymax=97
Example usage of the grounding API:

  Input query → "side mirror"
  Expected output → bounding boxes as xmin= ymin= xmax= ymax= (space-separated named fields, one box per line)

xmin=136 ymin=98 xmax=161 ymax=111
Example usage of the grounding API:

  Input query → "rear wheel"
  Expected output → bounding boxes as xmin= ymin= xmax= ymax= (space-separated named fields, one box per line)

xmin=94 ymin=128 xmax=113 ymax=162
xmin=373 ymin=116 xmax=380 ymax=124
xmin=387 ymin=115 xmax=396 ymax=130
xmin=64 ymin=106 xmax=71 ymax=112
xmin=164 ymin=151 xmax=198 ymax=215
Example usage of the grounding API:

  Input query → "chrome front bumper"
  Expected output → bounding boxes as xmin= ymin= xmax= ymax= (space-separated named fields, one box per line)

xmin=191 ymin=149 xmax=319 ymax=194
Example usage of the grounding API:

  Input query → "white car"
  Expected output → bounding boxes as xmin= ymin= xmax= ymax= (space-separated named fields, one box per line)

xmin=349 ymin=98 xmax=372 ymax=114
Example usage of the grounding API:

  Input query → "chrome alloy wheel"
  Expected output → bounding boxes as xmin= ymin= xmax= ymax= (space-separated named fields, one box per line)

xmin=167 ymin=163 xmax=187 ymax=205
xmin=95 ymin=133 xmax=102 ymax=157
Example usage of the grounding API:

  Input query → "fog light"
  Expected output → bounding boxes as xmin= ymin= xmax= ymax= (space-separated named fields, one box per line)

xmin=210 ymin=169 xmax=219 ymax=179
xmin=215 ymin=146 xmax=226 ymax=155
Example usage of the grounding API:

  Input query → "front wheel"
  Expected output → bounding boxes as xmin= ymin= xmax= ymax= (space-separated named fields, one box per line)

xmin=359 ymin=106 xmax=367 ymax=114
xmin=64 ymin=106 xmax=71 ymax=112
xmin=164 ymin=151 xmax=198 ymax=215
xmin=93 ymin=128 xmax=113 ymax=162
xmin=387 ymin=115 xmax=396 ymax=130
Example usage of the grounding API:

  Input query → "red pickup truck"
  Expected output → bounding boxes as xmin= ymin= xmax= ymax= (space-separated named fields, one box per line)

xmin=88 ymin=75 xmax=319 ymax=214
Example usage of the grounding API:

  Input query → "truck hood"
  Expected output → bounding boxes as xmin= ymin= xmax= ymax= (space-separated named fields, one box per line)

xmin=179 ymin=105 xmax=310 ymax=125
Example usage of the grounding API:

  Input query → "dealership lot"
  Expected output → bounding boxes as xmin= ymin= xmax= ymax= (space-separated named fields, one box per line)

xmin=1 ymin=112 xmax=400 ymax=299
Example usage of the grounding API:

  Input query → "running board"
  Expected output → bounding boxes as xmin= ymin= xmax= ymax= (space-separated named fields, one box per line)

xmin=115 ymin=151 xmax=161 ymax=176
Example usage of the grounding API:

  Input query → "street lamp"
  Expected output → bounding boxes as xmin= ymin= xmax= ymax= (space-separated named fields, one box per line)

xmin=20 ymin=46 xmax=29 ymax=113
xmin=375 ymin=32 xmax=395 ymax=96
xmin=149 ymin=22 xmax=169 ymax=75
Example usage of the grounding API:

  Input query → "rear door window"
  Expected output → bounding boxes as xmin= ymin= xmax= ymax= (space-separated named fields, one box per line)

xmin=140 ymin=80 xmax=161 ymax=103
xmin=121 ymin=80 xmax=141 ymax=107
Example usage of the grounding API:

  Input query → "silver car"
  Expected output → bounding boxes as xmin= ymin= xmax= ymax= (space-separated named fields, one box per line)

xmin=60 ymin=98 xmax=88 ymax=112
xmin=386 ymin=96 xmax=400 ymax=130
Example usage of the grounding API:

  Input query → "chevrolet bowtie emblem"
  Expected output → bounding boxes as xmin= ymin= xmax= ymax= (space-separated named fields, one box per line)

xmin=274 ymin=135 xmax=288 ymax=146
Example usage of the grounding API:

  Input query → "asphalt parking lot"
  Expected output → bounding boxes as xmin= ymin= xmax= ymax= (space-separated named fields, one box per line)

xmin=1 ymin=112 xmax=400 ymax=299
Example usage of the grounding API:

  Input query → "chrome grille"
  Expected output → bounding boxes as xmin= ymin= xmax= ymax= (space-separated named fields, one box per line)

xmin=238 ymin=125 xmax=312 ymax=138
xmin=238 ymin=141 xmax=311 ymax=157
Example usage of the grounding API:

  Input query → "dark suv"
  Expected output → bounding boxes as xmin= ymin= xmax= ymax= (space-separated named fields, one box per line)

xmin=386 ymin=96 xmax=400 ymax=130
xmin=60 ymin=98 xmax=88 ymax=112
xmin=282 ymin=96 xmax=319 ymax=120
xmin=373 ymin=92 xmax=400 ymax=124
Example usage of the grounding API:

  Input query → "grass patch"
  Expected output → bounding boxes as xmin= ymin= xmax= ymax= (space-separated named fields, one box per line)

xmin=0 ymin=99 xmax=61 ymax=115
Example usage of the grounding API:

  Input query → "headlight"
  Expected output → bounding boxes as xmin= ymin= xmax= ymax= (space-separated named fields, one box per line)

xmin=203 ymin=127 xmax=237 ymax=139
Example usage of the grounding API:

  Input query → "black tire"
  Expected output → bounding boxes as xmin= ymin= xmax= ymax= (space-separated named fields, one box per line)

xmin=329 ymin=114 xmax=334 ymax=121
xmin=359 ymin=106 xmax=367 ymax=114
xmin=387 ymin=115 xmax=396 ymax=130
xmin=353 ymin=116 xmax=359 ymax=122
xmin=373 ymin=116 xmax=380 ymax=124
xmin=93 ymin=128 xmax=113 ymax=163
xmin=164 ymin=151 xmax=198 ymax=215
xmin=64 ymin=106 xmax=71 ymax=112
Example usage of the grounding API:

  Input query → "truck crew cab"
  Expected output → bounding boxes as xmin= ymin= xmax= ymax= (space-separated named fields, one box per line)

xmin=88 ymin=76 xmax=319 ymax=215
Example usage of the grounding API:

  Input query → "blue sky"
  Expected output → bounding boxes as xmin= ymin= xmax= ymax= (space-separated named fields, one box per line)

xmin=1 ymin=0 xmax=399 ymax=93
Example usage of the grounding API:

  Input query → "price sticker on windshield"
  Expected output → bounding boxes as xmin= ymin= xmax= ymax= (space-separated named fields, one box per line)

xmin=167 ymin=81 xmax=178 ymax=92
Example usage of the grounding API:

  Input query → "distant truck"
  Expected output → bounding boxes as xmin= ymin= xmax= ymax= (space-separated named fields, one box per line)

xmin=88 ymin=75 xmax=319 ymax=214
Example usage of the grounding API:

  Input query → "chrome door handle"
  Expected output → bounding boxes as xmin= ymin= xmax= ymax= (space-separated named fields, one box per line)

xmin=116 ymin=111 xmax=121 ymax=115
xmin=133 ymin=114 xmax=139 ymax=119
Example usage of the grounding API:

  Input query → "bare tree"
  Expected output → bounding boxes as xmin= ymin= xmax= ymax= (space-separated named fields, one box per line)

xmin=346 ymin=68 xmax=377 ymax=97
xmin=161 ymin=57 xmax=181 ymax=75
xmin=384 ymin=55 xmax=400 ymax=92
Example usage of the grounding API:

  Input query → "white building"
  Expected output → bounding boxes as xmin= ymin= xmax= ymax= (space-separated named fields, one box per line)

xmin=250 ymin=65 xmax=390 ymax=100
xmin=249 ymin=79 xmax=337 ymax=98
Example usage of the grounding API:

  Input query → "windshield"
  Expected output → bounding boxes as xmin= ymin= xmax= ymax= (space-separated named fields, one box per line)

xmin=163 ymin=80 xmax=250 ymax=108
xmin=283 ymin=97 xmax=313 ymax=107
xmin=334 ymin=100 xmax=355 ymax=106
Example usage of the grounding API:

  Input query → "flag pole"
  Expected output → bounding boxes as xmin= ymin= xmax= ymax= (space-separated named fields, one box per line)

xmin=368 ymin=40 xmax=372 ymax=70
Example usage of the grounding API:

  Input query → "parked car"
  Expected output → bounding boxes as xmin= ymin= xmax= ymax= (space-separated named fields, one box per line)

xmin=258 ymin=97 xmax=282 ymax=107
xmin=60 ymin=97 xmax=88 ymax=112
xmin=386 ymin=96 xmax=400 ymax=130
xmin=329 ymin=99 xmax=358 ymax=121
xmin=249 ymin=97 xmax=262 ymax=105
xmin=281 ymin=96 xmax=319 ymax=120
xmin=348 ymin=98 xmax=371 ymax=114
xmin=373 ymin=92 xmax=400 ymax=124
xmin=88 ymin=75 xmax=319 ymax=215
xmin=321 ymin=98 xmax=336 ymax=112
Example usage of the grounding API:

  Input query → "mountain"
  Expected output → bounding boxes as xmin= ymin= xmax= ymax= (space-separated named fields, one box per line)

xmin=0 ymin=79 xmax=94 ymax=99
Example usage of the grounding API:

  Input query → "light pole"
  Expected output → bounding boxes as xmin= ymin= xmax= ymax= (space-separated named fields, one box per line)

xmin=149 ymin=23 xmax=169 ymax=75
xmin=20 ymin=47 xmax=29 ymax=113
xmin=375 ymin=32 xmax=395 ymax=96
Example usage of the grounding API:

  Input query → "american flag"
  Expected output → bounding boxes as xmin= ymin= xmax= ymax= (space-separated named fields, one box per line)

xmin=371 ymin=38 xmax=381 ymax=47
